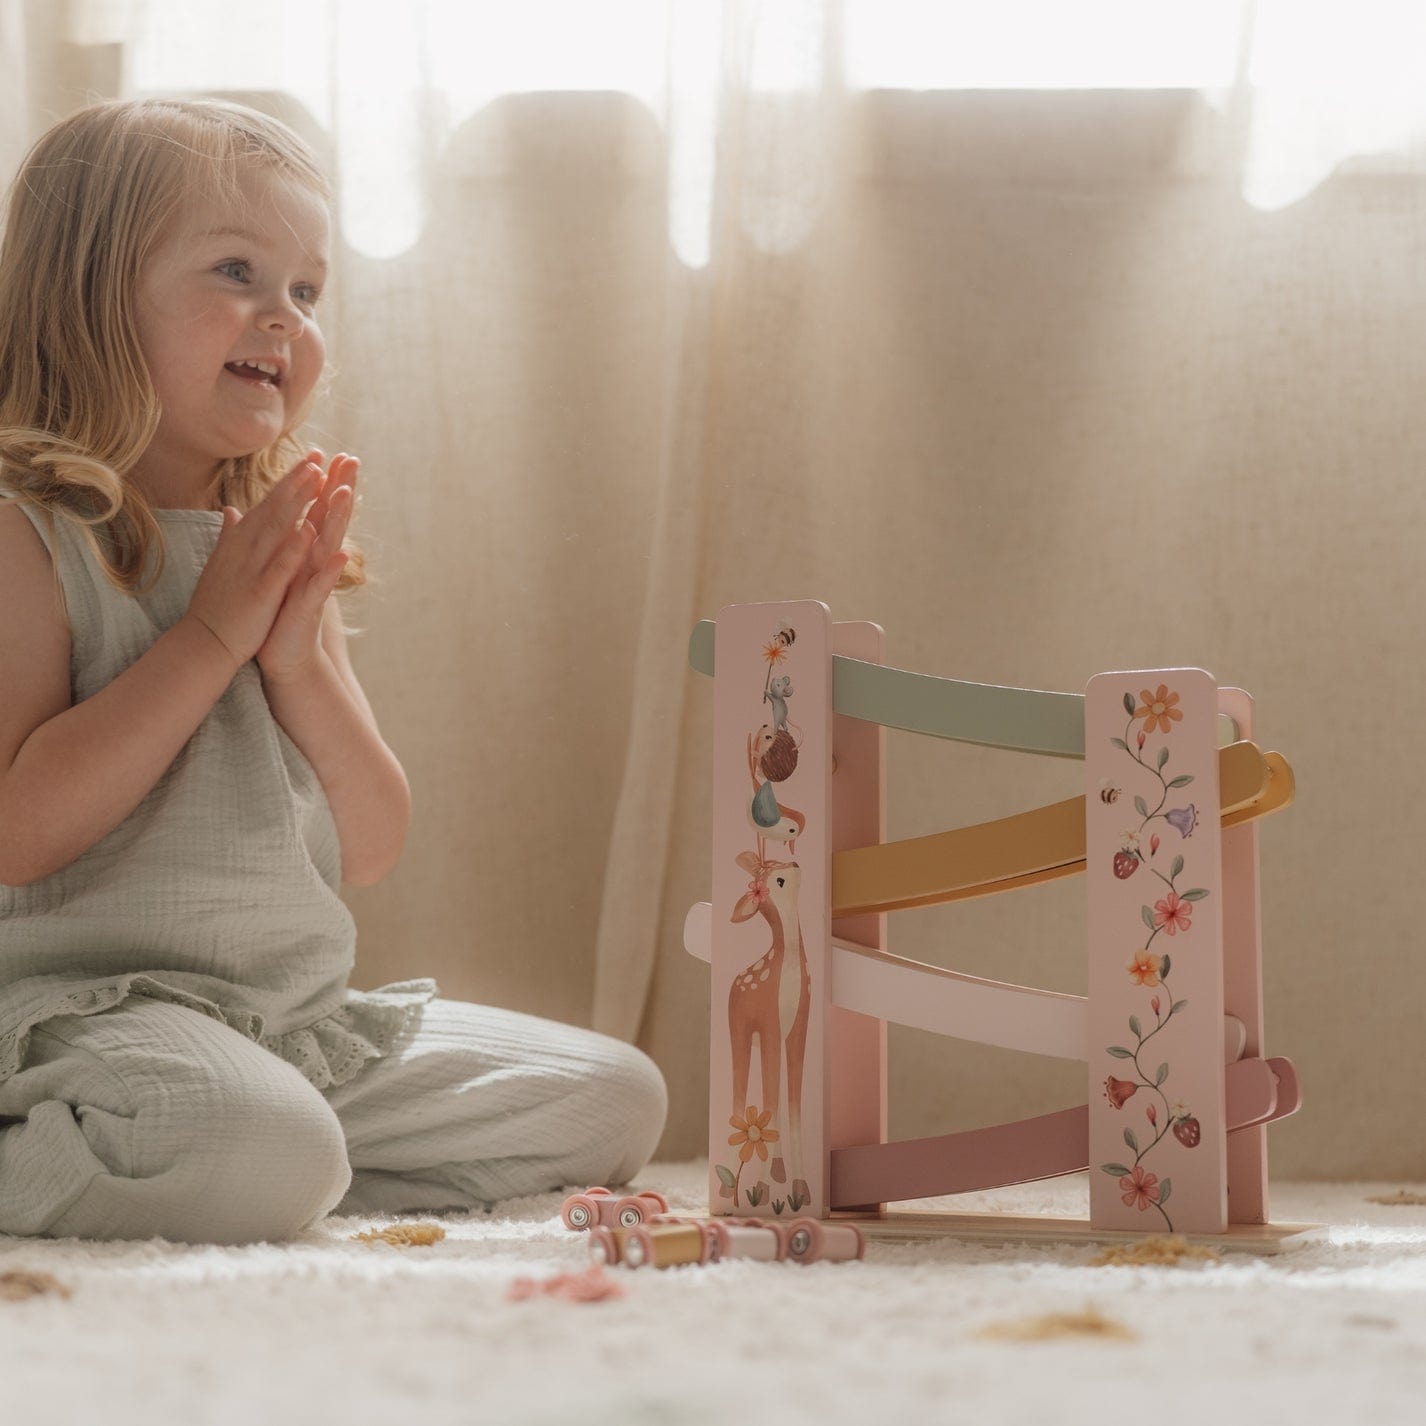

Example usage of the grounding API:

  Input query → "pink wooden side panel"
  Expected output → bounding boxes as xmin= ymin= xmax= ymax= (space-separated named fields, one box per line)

xmin=830 ymin=1054 xmax=1283 ymax=1208
xmin=828 ymin=621 xmax=888 ymax=1208
xmin=708 ymin=600 xmax=833 ymax=1220
xmin=1218 ymin=685 xmax=1269 ymax=1224
xmin=1086 ymin=669 xmax=1227 ymax=1234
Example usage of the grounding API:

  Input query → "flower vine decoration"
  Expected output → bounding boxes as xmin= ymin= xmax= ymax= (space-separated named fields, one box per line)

xmin=1098 ymin=685 xmax=1210 ymax=1231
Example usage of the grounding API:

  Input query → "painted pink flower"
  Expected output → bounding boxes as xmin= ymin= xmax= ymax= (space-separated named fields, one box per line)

xmin=1137 ymin=730 xmax=1147 ymax=749
xmin=1150 ymin=996 xmax=1161 ymax=1015
xmin=1153 ymin=892 xmax=1193 ymax=936
xmin=1120 ymin=1165 xmax=1161 ymax=1211
xmin=1146 ymin=1104 xmax=1157 ymax=1126
xmin=746 ymin=879 xmax=769 ymax=906
xmin=1150 ymin=833 xmax=1160 ymax=856
xmin=1104 ymin=1076 xmax=1138 ymax=1109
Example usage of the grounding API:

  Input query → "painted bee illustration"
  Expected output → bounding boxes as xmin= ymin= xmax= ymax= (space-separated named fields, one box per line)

xmin=1098 ymin=779 xmax=1121 ymax=804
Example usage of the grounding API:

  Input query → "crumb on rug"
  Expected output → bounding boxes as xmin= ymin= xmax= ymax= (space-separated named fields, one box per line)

xmin=1090 ymin=1234 xmax=1222 ymax=1267
xmin=349 ymin=1222 xmax=447 ymax=1247
xmin=0 ymin=1269 xmax=73 ymax=1301
xmin=976 ymin=1305 xmax=1136 ymax=1342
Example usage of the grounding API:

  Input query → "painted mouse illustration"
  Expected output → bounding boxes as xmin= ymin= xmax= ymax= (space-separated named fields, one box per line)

xmin=764 ymin=675 xmax=793 ymax=732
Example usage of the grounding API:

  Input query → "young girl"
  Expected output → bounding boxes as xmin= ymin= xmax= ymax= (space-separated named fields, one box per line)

xmin=0 ymin=98 xmax=666 ymax=1244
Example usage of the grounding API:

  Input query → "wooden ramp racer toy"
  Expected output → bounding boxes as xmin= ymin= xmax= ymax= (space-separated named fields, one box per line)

xmin=560 ymin=1186 xmax=670 ymax=1232
xmin=683 ymin=600 xmax=1311 ymax=1251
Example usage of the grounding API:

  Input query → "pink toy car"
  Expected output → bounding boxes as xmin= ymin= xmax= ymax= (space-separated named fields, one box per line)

xmin=560 ymin=1185 xmax=670 ymax=1232
xmin=732 ymin=1216 xmax=865 ymax=1263
xmin=781 ymin=1216 xmax=865 ymax=1264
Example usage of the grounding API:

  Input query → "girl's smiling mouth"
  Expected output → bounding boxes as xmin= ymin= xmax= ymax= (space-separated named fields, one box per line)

xmin=224 ymin=358 xmax=282 ymax=386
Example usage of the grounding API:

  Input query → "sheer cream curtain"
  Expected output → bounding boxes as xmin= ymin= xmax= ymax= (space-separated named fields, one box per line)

xmin=5 ymin=0 xmax=1425 ymax=1178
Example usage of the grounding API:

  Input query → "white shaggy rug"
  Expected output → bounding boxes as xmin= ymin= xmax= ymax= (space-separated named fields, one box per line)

xmin=2 ymin=1163 xmax=1424 ymax=1426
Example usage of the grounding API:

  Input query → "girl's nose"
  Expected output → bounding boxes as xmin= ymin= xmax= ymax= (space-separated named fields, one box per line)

xmin=259 ymin=296 xmax=305 ymax=335
xmin=260 ymin=312 xmax=303 ymax=337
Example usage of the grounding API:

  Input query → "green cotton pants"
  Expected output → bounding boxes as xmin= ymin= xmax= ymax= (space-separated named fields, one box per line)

xmin=0 ymin=994 xmax=667 ymax=1244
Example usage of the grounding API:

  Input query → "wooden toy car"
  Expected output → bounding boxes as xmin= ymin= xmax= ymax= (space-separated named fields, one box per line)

xmin=560 ymin=1186 xmax=670 ymax=1232
xmin=618 ymin=1219 xmax=728 ymax=1269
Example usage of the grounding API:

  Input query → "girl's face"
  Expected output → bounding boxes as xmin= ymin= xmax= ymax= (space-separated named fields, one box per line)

xmin=133 ymin=167 xmax=329 ymax=499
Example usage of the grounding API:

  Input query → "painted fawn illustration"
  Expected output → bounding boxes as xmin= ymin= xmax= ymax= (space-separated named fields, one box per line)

xmin=729 ymin=851 xmax=811 ymax=1205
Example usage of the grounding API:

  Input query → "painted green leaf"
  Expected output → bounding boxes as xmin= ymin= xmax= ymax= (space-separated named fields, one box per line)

xmin=1134 ymin=795 xmax=1149 ymax=818
xmin=1129 ymin=1015 xmax=1142 ymax=1038
xmin=773 ymin=1199 xmax=785 ymax=1214
xmin=1123 ymin=692 xmax=1137 ymax=716
xmin=1158 ymin=1179 xmax=1173 ymax=1207
xmin=1110 ymin=737 xmax=1127 ymax=750
xmin=1157 ymin=746 xmax=1170 ymax=770
xmin=715 ymin=1164 xmax=736 ymax=1189
xmin=1171 ymin=855 xmax=1184 ymax=879
xmin=1102 ymin=1164 xmax=1132 ymax=1178
xmin=1124 ymin=1128 xmax=1139 ymax=1152
xmin=1141 ymin=905 xmax=1156 ymax=932
xmin=1156 ymin=1062 xmax=1169 ymax=1085
xmin=1168 ymin=774 xmax=1194 ymax=788
xmin=1107 ymin=1045 xmax=1135 ymax=1058
xmin=1180 ymin=888 xmax=1209 ymax=901
xmin=1171 ymin=999 xmax=1188 ymax=1014
xmin=1160 ymin=953 xmax=1172 ymax=978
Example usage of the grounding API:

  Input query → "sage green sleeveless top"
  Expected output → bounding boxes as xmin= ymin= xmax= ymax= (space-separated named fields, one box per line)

xmin=0 ymin=493 xmax=437 ymax=1089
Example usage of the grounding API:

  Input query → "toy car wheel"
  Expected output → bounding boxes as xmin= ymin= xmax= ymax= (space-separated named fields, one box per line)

xmin=623 ymin=1226 xmax=655 ymax=1269
xmin=637 ymin=1191 xmax=670 ymax=1215
xmin=703 ymin=1221 xmax=730 ymax=1263
xmin=587 ymin=1226 xmax=621 ymax=1266
xmin=585 ymin=1186 xmax=613 ymax=1197
xmin=614 ymin=1196 xmax=649 ymax=1228
xmin=561 ymin=1194 xmax=600 ymax=1231
xmin=785 ymin=1217 xmax=823 ymax=1263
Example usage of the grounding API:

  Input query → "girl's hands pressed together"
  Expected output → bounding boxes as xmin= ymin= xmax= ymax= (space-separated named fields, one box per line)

xmin=254 ymin=450 xmax=358 ymax=686
xmin=183 ymin=454 xmax=328 ymax=669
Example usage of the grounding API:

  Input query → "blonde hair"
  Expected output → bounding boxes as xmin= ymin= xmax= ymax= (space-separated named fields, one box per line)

xmin=0 ymin=96 xmax=366 ymax=601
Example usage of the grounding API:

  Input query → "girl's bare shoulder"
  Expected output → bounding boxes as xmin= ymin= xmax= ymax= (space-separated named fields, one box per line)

xmin=0 ymin=500 xmax=73 ymax=773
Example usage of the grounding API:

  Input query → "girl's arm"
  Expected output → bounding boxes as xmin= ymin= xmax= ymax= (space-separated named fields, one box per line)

xmin=258 ymin=613 xmax=410 ymax=887
xmin=0 ymin=616 xmax=243 ymax=886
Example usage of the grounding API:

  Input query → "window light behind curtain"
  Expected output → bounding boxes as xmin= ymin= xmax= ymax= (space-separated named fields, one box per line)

xmin=97 ymin=0 xmax=1426 ymax=261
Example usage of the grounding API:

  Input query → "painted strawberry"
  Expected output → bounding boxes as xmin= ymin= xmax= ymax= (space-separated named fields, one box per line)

xmin=1173 ymin=1115 xmax=1201 ymax=1148
xmin=1112 ymin=849 xmax=1140 ymax=880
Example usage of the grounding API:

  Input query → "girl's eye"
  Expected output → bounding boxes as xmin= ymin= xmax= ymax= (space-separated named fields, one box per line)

xmin=293 ymin=283 xmax=321 ymax=307
xmin=216 ymin=259 xmax=251 ymax=282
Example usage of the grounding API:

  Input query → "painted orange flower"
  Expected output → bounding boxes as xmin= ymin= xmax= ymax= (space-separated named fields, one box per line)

xmin=1153 ymin=892 xmax=1193 ymax=936
xmin=1119 ymin=1164 xmax=1161 ymax=1211
xmin=728 ymin=1106 xmax=779 ymax=1164
xmin=1126 ymin=950 xmax=1161 ymax=987
xmin=1135 ymin=684 xmax=1182 ymax=735
xmin=763 ymin=640 xmax=789 ymax=666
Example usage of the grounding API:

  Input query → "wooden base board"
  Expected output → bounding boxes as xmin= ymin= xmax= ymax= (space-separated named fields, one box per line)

xmin=829 ymin=1209 xmax=1324 ymax=1256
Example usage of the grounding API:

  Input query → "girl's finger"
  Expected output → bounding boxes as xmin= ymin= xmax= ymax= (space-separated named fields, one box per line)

xmin=299 ymin=550 xmax=349 ymax=614
xmin=304 ymin=455 xmax=351 ymax=538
